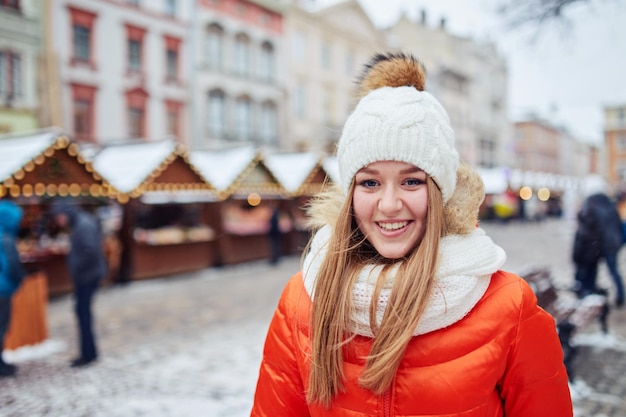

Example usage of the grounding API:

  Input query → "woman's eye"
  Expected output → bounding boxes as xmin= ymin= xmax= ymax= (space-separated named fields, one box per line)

xmin=358 ymin=179 xmax=379 ymax=188
xmin=404 ymin=178 xmax=424 ymax=187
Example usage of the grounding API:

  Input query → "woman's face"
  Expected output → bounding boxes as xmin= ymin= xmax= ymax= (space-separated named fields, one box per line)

xmin=352 ymin=161 xmax=429 ymax=259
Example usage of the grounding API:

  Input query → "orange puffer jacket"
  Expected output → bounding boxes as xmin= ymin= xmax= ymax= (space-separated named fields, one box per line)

xmin=251 ymin=270 xmax=573 ymax=417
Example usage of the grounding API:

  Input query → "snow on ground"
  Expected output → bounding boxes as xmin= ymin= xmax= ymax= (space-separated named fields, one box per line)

xmin=4 ymin=326 xmax=625 ymax=416
xmin=3 ymin=320 xmax=268 ymax=416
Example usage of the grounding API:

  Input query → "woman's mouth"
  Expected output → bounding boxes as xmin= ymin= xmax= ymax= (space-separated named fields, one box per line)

xmin=377 ymin=221 xmax=409 ymax=231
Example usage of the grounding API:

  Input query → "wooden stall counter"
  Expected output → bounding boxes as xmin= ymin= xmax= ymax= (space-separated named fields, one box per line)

xmin=21 ymin=252 xmax=72 ymax=297
xmin=5 ymin=270 xmax=49 ymax=350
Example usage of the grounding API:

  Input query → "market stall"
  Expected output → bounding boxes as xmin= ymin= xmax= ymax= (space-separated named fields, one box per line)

xmin=191 ymin=146 xmax=289 ymax=265
xmin=0 ymin=128 xmax=120 ymax=297
xmin=93 ymin=140 xmax=219 ymax=280
xmin=265 ymin=152 xmax=335 ymax=255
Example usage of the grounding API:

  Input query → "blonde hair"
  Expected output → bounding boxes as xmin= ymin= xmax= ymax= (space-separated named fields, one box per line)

xmin=306 ymin=177 xmax=445 ymax=407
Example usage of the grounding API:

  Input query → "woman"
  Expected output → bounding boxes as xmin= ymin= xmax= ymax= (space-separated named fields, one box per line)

xmin=250 ymin=52 xmax=572 ymax=416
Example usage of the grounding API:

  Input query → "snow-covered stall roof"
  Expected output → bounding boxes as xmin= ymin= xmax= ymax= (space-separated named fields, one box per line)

xmin=264 ymin=152 xmax=323 ymax=195
xmin=190 ymin=146 xmax=257 ymax=193
xmin=93 ymin=140 xmax=215 ymax=202
xmin=0 ymin=128 xmax=117 ymax=199
xmin=191 ymin=146 xmax=287 ymax=199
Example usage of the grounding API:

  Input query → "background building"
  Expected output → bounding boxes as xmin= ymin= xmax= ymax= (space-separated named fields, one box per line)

xmin=0 ymin=0 xmax=42 ymax=134
xmin=385 ymin=9 xmax=510 ymax=169
xmin=282 ymin=0 xmax=386 ymax=152
xmin=46 ymin=0 xmax=191 ymax=144
xmin=605 ymin=104 xmax=626 ymax=190
xmin=191 ymin=0 xmax=286 ymax=150
xmin=0 ymin=0 xmax=602 ymax=199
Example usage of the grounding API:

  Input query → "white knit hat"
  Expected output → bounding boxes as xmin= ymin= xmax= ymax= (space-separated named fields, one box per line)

xmin=337 ymin=54 xmax=459 ymax=203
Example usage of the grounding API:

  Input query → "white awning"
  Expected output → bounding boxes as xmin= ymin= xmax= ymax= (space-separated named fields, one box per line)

xmin=264 ymin=152 xmax=321 ymax=193
xmin=0 ymin=129 xmax=67 ymax=182
xmin=93 ymin=140 xmax=177 ymax=194
xmin=190 ymin=146 xmax=257 ymax=192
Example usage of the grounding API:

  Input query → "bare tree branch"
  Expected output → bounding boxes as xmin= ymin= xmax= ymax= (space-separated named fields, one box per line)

xmin=497 ymin=0 xmax=590 ymax=30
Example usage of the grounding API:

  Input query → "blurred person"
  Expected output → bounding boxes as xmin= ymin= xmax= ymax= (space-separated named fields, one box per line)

xmin=250 ymin=53 xmax=572 ymax=416
xmin=573 ymin=176 xmax=624 ymax=307
xmin=0 ymin=200 xmax=26 ymax=377
xmin=51 ymin=200 xmax=107 ymax=367
xmin=268 ymin=203 xmax=283 ymax=266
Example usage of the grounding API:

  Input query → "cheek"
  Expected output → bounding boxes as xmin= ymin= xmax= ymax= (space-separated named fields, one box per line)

xmin=352 ymin=193 xmax=371 ymax=225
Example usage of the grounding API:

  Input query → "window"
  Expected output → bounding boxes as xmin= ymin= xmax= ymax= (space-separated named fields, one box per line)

xmin=71 ymin=83 xmax=97 ymax=142
xmin=206 ymin=24 xmax=224 ymax=70
xmin=0 ymin=51 xmax=21 ymax=101
xmin=321 ymin=42 xmax=331 ymax=70
xmin=128 ymin=40 xmax=141 ymax=72
xmin=234 ymin=33 xmax=250 ymax=77
xmin=207 ymin=90 xmax=226 ymax=138
xmin=126 ymin=25 xmax=146 ymax=74
xmin=129 ymin=108 xmax=144 ymax=137
xmin=259 ymin=101 xmax=277 ymax=144
xmin=164 ymin=35 xmax=180 ymax=81
xmin=74 ymin=100 xmax=91 ymax=137
xmin=165 ymin=100 xmax=182 ymax=139
xmin=68 ymin=7 xmax=96 ymax=65
xmin=295 ymin=83 xmax=306 ymax=119
xmin=126 ymin=88 xmax=148 ymax=138
xmin=165 ymin=0 xmax=176 ymax=16
xmin=292 ymin=31 xmax=305 ymax=63
xmin=259 ymin=41 xmax=274 ymax=83
xmin=73 ymin=26 xmax=90 ymax=61
xmin=235 ymin=96 xmax=252 ymax=141
xmin=345 ymin=50 xmax=355 ymax=75
xmin=166 ymin=50 xmax=177 ymax=79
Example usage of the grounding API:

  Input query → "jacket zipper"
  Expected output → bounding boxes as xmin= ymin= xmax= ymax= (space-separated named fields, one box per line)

xmin=383 ymin=388 xmax=392 ymax=417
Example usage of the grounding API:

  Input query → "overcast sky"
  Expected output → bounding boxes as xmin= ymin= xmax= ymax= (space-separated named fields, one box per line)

xmin=319 ymin=0 xmax=626 ymax=145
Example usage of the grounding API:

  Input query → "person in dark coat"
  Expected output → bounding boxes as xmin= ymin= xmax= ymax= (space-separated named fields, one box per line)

xmin=573 ymin=184 xmax=625 ymax=307
xmin=268 ymin=205 xmax=282 ymax=265
xmin=51 ymin=200 xmax=107 ymax=367
xmin=0 ymin=200 xmax=26 ymax=377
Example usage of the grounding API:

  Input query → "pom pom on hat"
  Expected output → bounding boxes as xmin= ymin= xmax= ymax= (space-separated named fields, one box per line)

xmin=337 ymin=52 xmax=459 ymax=202
xmin=356 ymin=52 xmax=426 ymax=97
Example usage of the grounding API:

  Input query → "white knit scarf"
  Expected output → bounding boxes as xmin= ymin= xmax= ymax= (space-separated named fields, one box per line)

xmin=302 ymin=225 xmax=507 ymax=337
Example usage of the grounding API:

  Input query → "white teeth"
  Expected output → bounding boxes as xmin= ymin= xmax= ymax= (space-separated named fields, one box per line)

xmin=378 ymin=221 xmax=408 ymax=231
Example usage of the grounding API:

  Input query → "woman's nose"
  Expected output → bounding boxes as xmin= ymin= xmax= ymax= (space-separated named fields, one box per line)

xmin=378 ymin=187 xmax=402 ymax=213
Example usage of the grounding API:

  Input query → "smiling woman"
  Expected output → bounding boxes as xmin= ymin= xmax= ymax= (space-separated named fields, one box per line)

xmin=352 ymin=161 xmax=430 ymax=259
xmin=250 ymin=52 xmax=573 ymax=417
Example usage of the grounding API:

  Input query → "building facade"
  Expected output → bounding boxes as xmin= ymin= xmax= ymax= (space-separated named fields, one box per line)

xmin=282 ymin=0 xmax=386 ymax=152
xmin=0 ymin=0 xmax=42 ymax=134
xmin=45 ymin=0 xmax=191 ymax=144
xmin=191 ymin=0 xmax=286 ymax=150
xmin=385 ymin=10 xmax=510 ymax=169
